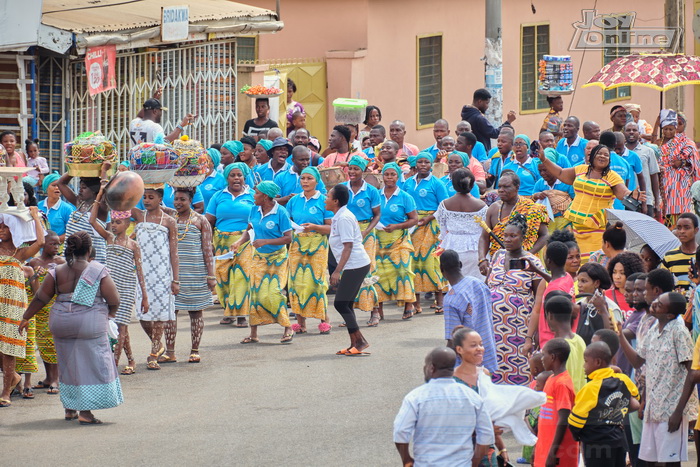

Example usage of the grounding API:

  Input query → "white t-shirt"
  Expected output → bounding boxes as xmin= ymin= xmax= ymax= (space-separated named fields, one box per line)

xmin=329 ymin=206 xmax=370 ymax=270
xmin=129 ymin=118 xmax=165 ymax=145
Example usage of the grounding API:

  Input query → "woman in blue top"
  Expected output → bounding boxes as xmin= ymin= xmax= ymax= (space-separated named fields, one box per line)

xmin=441 ymin=152 xmax=481 ymax=198
xmin=205 ymin=162 xmax=255 ymax=328
xmin=403 ymin=151 xmax=449 ymax=314
xmin=233 ymin=181 xmax=294 ymax=344
xmin=344 ymin=155 xmax=382 ymax=324
xmin=501 ymin=134 xmax=541 ymax=196
xmin=286 ymin=167 xmax=333 ymax=334
xmin=532 ymin=148 xmax=575 ymax=232
xmin=200 ymin=148 xmax=228 ymax=208
xmin=37 ymin=172 xmax=75 ymax=244
xmin=376 ymin=163 xmax=419 ymax=320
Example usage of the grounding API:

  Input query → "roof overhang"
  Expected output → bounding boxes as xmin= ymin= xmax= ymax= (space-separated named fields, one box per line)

xmin=40 ymin=0 xmax=282 ymax=54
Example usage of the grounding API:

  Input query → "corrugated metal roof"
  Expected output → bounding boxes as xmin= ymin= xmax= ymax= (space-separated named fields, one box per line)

xmin=42 ymin=0 xmax=278 ymax=34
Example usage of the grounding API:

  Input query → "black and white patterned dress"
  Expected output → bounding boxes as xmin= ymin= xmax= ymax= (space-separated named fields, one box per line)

xmin=175 ymin=224 xmax=212 ymax=312
xmin=105 ymin=244 xmax=137 ymax=325
xmin=135 ymin=221 xmax=175 ymax=322
xmin=65 ymin=208 xmax=107 ymax=264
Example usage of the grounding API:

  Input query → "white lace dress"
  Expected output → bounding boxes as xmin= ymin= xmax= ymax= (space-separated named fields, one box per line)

xmin=435 ymin=201 xmax=488 ymax=280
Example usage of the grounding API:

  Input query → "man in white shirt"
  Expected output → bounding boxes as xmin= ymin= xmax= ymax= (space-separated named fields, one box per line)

xmin=394 ymin=347 xmax=495 ymax=467
xmin=129 ymin=98 xmax=194 ymax=145
xmin=624 ymin=121 xmax=660 ymax=218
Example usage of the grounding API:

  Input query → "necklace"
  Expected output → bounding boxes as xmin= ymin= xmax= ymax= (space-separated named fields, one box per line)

xmin=176 ymin=210 xmax=195 ymax=241
xmin=111 ymin=236 xmax=129 ymax=256
xmin=70 ymin=201 xmax=94 ymax=223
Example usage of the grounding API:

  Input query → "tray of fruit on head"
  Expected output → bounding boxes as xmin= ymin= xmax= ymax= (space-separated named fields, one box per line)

xmin=240 ymin=84 xmax=283 ymax=98
xmin=128 ymin=135 xmax=185 ymax=185
xmin=64 ymin=131 xmax=117 ymax=177
xmin=169 ymin=136 xmax=213 ymax=188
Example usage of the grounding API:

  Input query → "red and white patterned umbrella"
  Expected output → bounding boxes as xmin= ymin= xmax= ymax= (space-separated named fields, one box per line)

xmin=584 ymin=53 xmax=700 ymax=91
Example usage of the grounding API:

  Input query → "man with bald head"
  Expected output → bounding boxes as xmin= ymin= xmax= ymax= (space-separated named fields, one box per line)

xmin=394 ymin=347 xmax=494 ymax=466
xmin=389 ymin=120 xmax=420 ymax=159
xmin=461 ymin=88 xmax=516 ymax=151
xmin=582 ymin=121 xmax=601 ymax=141
xmin=556 ymin=116 xmax=588 ymax=166
xmin=423 ymin=118 xmax=450 ymax=159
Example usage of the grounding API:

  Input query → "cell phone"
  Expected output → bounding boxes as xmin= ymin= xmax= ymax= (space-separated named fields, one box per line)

xmin=691 ymin=257 xmax=698 ymax=277
xmin=509 ymin=258 xmax=526 ymax=269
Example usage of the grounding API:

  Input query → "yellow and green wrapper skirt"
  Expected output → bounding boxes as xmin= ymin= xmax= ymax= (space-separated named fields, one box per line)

xmin=35 ymin=268 xmax=57 ymax=363
xmin=354 ymin=221 xmax=378 ymax=312
xmin=250 ymin=248 xmax=291 ymax=327
xmin=288 ymin=232 xmax=328 ymax=320
xmin=411 ymin=211 xmax=448 ymax=293
xmin=16 ymin=317 xmax=37 ymax=373
xmin=376 ymin=229 xmax=415 ymax=303
xmin=214 ymin=229 xmax=252 ymax=317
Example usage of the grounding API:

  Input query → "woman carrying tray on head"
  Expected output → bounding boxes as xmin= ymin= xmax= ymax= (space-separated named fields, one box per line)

xmin=130 ymin=185 xmax=179 ymax=370
xmin=56 ymin=163 xmax=111 ymax=263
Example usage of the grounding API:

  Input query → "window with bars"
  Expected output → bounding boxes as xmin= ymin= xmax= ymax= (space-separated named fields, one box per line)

xmin=520 ymin=24 xmax=550 ymax=112
xmin=417 ymin=35 xmax=442 ymax=127
xmin=237 ymin=36 xmax=258 ymax=63
xmin=602 ymin=15 xmax=631 ymax=102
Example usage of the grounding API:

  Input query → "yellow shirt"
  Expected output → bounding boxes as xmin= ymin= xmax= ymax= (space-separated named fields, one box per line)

xmin=566 ymin=333 xmax=587 ymax=393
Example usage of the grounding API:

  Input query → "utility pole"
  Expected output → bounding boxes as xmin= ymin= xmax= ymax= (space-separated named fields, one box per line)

xmin=664 ymin=0 xmax=684 ymax=111
xmin=484 ymin=0 xmax=503 ymax=125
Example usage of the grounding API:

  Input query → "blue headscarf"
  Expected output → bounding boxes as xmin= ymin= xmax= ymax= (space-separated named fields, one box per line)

xmin=257 ymin=139 xmax=273 ymax=152
xmin=42 ymin=171 xmax=60 ymax=193
xmin=224 ymin=162 xmax=250 ymax=180
xmin=348 ymin=155 xmax=368 ymax=171
xmin=452 ymin=150 xmax=470 ymax=168
xmin=382 ymin=162 xmax=402 ymax=175
xmin=301 ymin=166 xmax=321 ymax=184
xmin=222 ymin=140 xmax=244 ymax=156
xmin=415 ymin=151 xmax=434 ymax=163
xmin=256 ymin=180 xmax=280 ymax=198
xmin=208 ymin=148 xmax=221 ymax=168
xmin=515 ymin=134 xmax=531 ymax=148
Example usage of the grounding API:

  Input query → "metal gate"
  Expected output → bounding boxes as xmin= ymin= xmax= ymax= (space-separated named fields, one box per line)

xmin=68 ymin=40 xmax=238 ymax=159
xmin=36 ymin=54 xmax=67 ymax=171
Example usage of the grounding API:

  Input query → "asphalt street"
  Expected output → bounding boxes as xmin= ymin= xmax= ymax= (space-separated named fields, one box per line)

xmin=2 ymin=303 xmax=697 ymax=466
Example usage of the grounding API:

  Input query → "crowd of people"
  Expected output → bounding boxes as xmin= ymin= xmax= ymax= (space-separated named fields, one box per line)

xmin=1 ymin=84 xmax=700 ymax=465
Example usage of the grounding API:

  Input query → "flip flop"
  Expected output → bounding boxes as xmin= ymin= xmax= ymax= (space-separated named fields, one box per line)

xmin=79 ymin=418 xmax=103 ymax=425
xmin=146 ymin=360 xmax=160 ymax=370
xmin=0 ymin=399 xmax=10 ymax=408
xmin=280 ymin=333 xmax=294 ymax=344
xmin=345 ymin=347 xmax=371 ymax=356
xmin=120 ymin=367 xmax=135 ymax=376
xmin=47 ymin=386 xmax=59 ymax=395
xmin=22 ymin=388 xmax=34 ymax=399
xmin=240 ymin=337 xmax=259 ymax=344
xmin=219 ymin=317 xmax=234 ymax=325
xmin=335 ymin=348 xmax=351 ymax=355
xmin=157 ymin=355 xmax=177 ymax=364
xmin=65 ymin=413 xmax=78 ymax=421
xmin=32 ymin=381 xmax=50 ymax=389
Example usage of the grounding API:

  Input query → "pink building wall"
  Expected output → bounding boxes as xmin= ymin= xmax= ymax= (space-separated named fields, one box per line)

xmin=247 ymin=0 xmax=697 ymax=148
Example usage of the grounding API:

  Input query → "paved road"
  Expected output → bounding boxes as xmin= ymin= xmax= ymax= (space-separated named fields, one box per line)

xmin=2 ymin=303 xmax=697 ymax=466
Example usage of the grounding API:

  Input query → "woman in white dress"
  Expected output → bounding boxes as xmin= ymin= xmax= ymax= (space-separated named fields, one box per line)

xmin=435 ymin=168 xmax=487 ymax=280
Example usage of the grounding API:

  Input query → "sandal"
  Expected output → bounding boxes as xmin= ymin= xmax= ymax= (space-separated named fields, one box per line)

xmin=413 ymin=305 xmax=423 ymax=315
xmin=120 ymin=366 xmax=135 ymax=376
xmin=367 ymin=314 xmax=380 ymax=327
xmin=318 ymin=323 xmax=332 ymax=334
xmin=33 ymin=380 xmax=50 ymax=389
xmin=335 ymin=348 xmax=351 ymax=355
xmin=22 ymin=388 xmax=34 ymax=399
xmin=280 ymin=332 xmax=294 ymax=344
xmin=219 ymin=317 xmax=234 ymax=325
xmin=79 ymin=418 xmax=103 ymax=425
xmin=0 ymin=399 xmax=10 ymax=408
xmin=234 ymin=318 xmax=249 ymax=328
xmin=291 ymin=323 xmax=306 ymax=334
xmin=240 ymin=336 xmax=259 ymax=344
xmin=345 ymin=346 xmax=371 ymax=356
xmin=188 ymin=351 xmax=201 ymax=363
xmin=146 ymin=355 xmax=160 ymax=370
xmin=47 ymin=386 xmax=59 ymax=395
xmin=402 ymin=310 xmax=414 ymax=320
xmin=434 ymin=306 xmax=444 ymax=314
xmin=65 ymin=410 xmax=78 ymax=421
xmin=157 ymin=354 xmax=177 ymax=364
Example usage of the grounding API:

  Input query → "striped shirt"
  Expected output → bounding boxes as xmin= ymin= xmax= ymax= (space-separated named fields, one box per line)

xmin=443 ymin=277 xmax=497 ymax=373
xmin=661 ymin=247 xmax=694 ymax=291
xmin=393 ymin=378 xmax=495 ymax=466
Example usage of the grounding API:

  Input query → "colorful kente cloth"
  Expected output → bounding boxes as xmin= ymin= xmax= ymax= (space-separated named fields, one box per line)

xmin=214 ymin=229 xmax=252 ymax=317
xmin=660 ymin=134 xmax=700 ymax=216
xmin=34 ymin=266 xmax=57 ymax=364
xmin=489 ymin=197 xmax=548 ymax=256
xmin=250 ymin=248 xmax=291 ymax=327
xmin=487 ymin=250 xmax=543 ymax=386
xmin=288 ymin=232 xmax=328 ymax=320
xmin=375 ymin=229 xmax=416 ymax=303
xmin=175 ymin=224 xmax=212 ymax=312
xmin=16 ymin=280 xmax=37 ymax=373
xmin=0 ymin=255 xmax=27 ymax=358
xmin=354 ymin=221 xmax=378 ymax=312
xmin=564 ymin=165 xmax=624 ymax=261
xmin=411 ymin=211 xmax=448 ymax=293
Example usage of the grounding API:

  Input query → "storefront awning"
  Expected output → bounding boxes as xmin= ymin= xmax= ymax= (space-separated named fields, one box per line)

xmin=41 ymin=0 xmax=283 ymax=53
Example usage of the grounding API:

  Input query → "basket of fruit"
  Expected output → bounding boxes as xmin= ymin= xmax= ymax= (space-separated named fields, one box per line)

xmin=169 ymin=136 xmax=213 ymax=188
xmin=64 ymin=131 xmax=117 ymax=177
xmin=240 ymin=84 xmax=283 ymax=98
xmin=128 ymin=136 xmax=184 ymax=185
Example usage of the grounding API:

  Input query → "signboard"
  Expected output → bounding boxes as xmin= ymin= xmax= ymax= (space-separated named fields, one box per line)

xmin=161 ymin=5 xmax=189 ymax=42
xmin=84 ymin=45 xmax=116 ymax=96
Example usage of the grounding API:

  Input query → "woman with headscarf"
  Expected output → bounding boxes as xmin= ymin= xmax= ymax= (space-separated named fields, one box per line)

xmin=343 ymin=155 xmax=382 ymax=325
xmin=220 ymin=140 xmax=243 ymax=172
xmin=37 ymin=172 xmax=75 ymax=244
xmin=501 ymin=134 xmax=541 ymax=196
xmin=0 ymin=207 xmax=45 ymax=407
xmin=205 ymin=162 xmax=255 ymax=327
xmin=376 ymin=163 xmax=419 ymax=320
xmin=657 ymin=109 xmax=700 ymax=227
xmin=21 ymin=232 xmax=121 ymax=423
xmin=286 ymin=167 xmax=333 ymax=334
xmin=200 ymin=148 xmax=227 ymax=208
xmin=403 ymin=151 xmax=449 ymax=314
xmin=56 ymin=163 xmax=110 ymax=263
xmin=441 ymin=151 xmax=481 ymax=198
xmin=232 ymin=181 xmax=295 ymax=344
xmin=130 ymin=185 xmax=179 ymax=370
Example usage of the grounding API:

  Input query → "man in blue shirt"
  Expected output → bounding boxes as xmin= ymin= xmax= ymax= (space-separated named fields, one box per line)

xmin=422 ymin=119 xmax=450 ymax=158
xmin=556 ymin=116 xmax=588 ymax=166
xmin=363 ymin=125 xmax=387 ymax=161
xmin=614 ymin=131 xmax=646 ymax=201
xmin=274 ymin=146 xmax=327 ymax=205
xmin=487 ymin=129 xmax=514 ymax=189
xmin=255 ymin=137 xmax=291 ymax=182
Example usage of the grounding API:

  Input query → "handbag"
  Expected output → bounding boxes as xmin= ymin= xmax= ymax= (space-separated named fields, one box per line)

xmin=620 ymin=194 xmax=642 ymax=212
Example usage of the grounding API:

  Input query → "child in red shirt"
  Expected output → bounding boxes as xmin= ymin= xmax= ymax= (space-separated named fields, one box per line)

xmin=535 ymin=338 xmax=579 ymax=467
